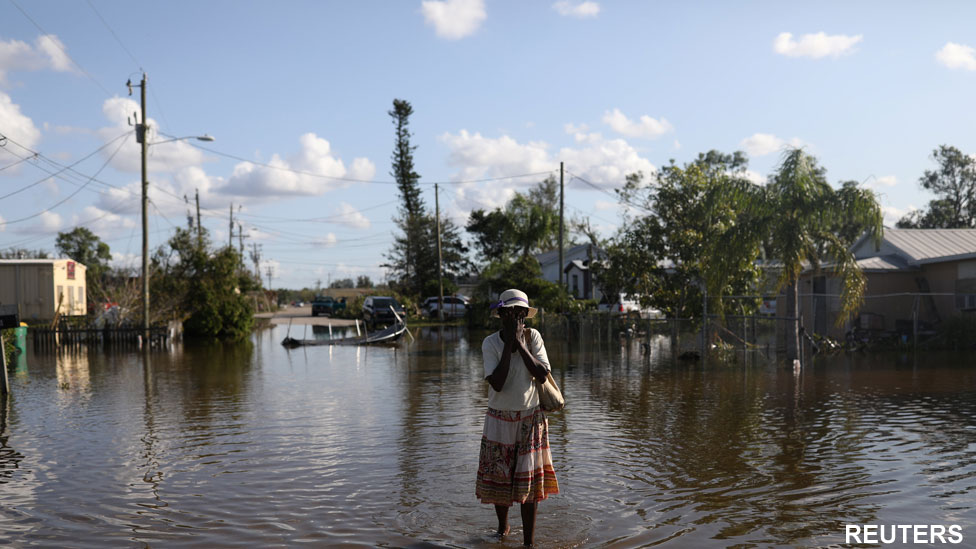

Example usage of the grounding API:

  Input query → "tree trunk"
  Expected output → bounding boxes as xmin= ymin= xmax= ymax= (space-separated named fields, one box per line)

xmin=786 ymin=281 xmax=800 ymax=363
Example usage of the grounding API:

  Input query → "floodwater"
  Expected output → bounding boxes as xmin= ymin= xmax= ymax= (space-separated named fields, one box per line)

xmin=1 ymin=324 xmax=975 ymax=548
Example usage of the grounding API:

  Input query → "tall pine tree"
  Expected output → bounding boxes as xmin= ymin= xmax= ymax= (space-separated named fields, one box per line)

xmin=384 ymin=99 xmax=470 ymax=295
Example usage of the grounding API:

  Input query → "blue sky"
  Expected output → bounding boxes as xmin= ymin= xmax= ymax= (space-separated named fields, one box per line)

xmin=2 ymin=1 xmax=976 ymax=290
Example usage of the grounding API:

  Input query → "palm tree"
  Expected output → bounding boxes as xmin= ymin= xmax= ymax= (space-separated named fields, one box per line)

xmin=766 ymin=148 xmax=883 ymax=362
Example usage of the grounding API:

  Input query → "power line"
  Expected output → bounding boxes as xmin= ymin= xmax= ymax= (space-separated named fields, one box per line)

xmin=565 ymin=169 xmax=652 ymax=213
xmin=0 ymin=151 xmax=39 ymax=173
xmin=235 ymin=199 xmax=398 ymax=224
xmin=0 ymin=131 xmax=132 ymax=200
xmin=0 ymin=134 xmax=128 ymax=226
xmin=9 ymin=0 xmax=114 ymax=97
xmin=182 ymin=138 xmax=554 ymax=187
xmin=85 ymin=0 xmax=141 ymax=69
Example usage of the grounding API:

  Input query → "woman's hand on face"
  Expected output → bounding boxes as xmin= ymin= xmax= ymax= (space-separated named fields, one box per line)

xmin=516 ymin=318 xmax=528 ymax=345
xmin=501 ymin=315 xmax=518 ymax=341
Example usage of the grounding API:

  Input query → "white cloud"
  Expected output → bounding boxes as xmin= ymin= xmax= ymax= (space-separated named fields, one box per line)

xmin=218 ymin=133 xmax=375 ymax=198
xmin=594 ymin=199 xmax=617 ymax=212
xmin=440 ymin=130 xmax=552 ymax=182
xmin=33 ymin=35 xmax=73 ymax=73
xmin=454 ymin=182 xmax=519 ymax=211
xmin=936 ymin=42 xmax=976 ymax=71
xmin=332 ymin=202 xmax=371 ymax=229
xmin=109 ymin=251 xmax=140 ymax=270
xmin=93 ymin=165 xmax=221 ymax=219
xmin=602 ymin=108 xmax=673 ymax=139
xmin=552 ymin=1 xmax=600 ymax=18
xmin=868 ymin=175 xmax=897 ymax=189
xmin=0 ymin=214 xmax=4 ymax=231
xmin=0 ymin=91 xmax=41 ymax=156
xmin=74 ymin=206 xmax=138 ymax=238
xmin=882 ymin=205 xmax=911 ymax=227
xmin=15 ymin=211 xmax=63 ymax=235
xmin=440 ymin=129 xmax=655 ymax=194
xmin=421 ymin=0 xmax=486 ymax=40
xmin=743 ymin=170 xmax=767 ymax=185
xmin=739 ymin=133 xmax=806 ymax=157
xmin=98 ymin=97 xmax=206 ymax=174
xmin=558 ymin=132 xmax=656 ymax=186
xmin=311 ymin=233 xmax=338 ymax=248
xmin=0 ymin=34 xmax=75 ymax=83
xmin=564 ymin=122 xmax=589 ymax=134
xmin=773 ymin=32 xmax=862 ymax=59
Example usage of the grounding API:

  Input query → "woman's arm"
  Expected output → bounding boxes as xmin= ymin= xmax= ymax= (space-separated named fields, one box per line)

xmin=486 ymin=320 xmax=518 ymax=392
xmin=515 ymin=325 xmax=549 ymax=382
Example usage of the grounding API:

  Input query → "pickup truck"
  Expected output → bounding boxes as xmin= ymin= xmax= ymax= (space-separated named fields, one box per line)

xmin=311 ymin=295 xmax=346 ymax=317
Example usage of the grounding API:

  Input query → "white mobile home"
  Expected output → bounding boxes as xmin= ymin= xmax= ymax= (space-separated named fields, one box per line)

xmin=0 ymin=259 xmax=87 ymax=320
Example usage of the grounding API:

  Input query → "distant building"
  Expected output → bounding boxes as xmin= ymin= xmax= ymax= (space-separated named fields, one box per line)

xmin=795 ymin=228 xmax=976 ymax=337
xmin=0 ymin=259 xmax=87 ymax=320
xmin=535 ymin=244 xmax=604 ymax=293
xmin=564 ymin=259 xmax=602 ymax=300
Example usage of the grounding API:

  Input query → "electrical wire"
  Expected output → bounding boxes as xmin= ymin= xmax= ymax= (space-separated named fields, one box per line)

xmin=0 ymin=131 xmax=132 ymax=200
xmin=0 ymin=151 xmax=39 ymax=173
xmin=180 ymin=137 xmax=554 ymax=187
xmin=9 ymin=0 xmax=114 ymax=98
xmin=84 ymin=0 xmax=141 ymax=69
xmin=565 ymin=169 xmax=653 ymax=214
xmin=0 ymin=134 xmax=128 ymax=226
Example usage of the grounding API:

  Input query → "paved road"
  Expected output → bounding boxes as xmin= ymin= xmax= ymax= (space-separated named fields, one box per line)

xmin=255 ymin=306 xmax=358 ymax=326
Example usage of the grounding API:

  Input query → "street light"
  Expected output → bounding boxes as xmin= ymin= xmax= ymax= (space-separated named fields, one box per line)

xmin=128 ymin=73 xmax=213 ymax=341
xmin=152 ymin=134 xmax=215 ymax=145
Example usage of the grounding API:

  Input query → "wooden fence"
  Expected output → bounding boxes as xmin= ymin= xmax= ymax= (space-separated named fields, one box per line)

xmin=31 ymin=325 xmax=169 ymax=350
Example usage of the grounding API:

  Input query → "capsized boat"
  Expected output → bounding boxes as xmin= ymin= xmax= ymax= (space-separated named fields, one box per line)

xmin=282 ymin=320 xmax=406 ymax=348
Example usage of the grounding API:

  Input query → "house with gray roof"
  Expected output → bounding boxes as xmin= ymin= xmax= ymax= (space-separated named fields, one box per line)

xmin=798 ymin=228 xmax=976 ymax=337
xmin=534 ymin=243 xmax=604 ymax=300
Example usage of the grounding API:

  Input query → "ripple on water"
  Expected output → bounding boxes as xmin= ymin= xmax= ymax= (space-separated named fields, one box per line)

xmin=2 ymin=333 xmax=976 ymax=547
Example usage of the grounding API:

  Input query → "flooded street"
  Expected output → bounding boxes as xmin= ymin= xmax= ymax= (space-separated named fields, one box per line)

xmin=1 ymin=324 xmax=975 ymax=547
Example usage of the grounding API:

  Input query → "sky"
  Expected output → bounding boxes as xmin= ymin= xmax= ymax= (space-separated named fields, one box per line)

xmin=2 ymin=1 xmax=976 ymax=290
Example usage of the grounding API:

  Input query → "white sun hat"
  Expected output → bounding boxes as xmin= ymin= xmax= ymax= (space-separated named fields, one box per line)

xmin=490 ymin=288 xmax=538 ymax=318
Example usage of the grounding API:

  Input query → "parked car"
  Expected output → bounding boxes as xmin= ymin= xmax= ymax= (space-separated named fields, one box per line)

xmin=362 ymin=296 xmax=406 ymax=328
xmin=598 ymin=293 xmax=663 ymax=319
xmin=311 ymin=295 xmax=346 ymax=317
xmin=423 ymin=295 xmax=468 ymax=319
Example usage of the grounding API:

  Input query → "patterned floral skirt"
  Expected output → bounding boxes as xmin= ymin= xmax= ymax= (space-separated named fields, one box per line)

xmin=476 ymin=406 xmax=559 ymax=506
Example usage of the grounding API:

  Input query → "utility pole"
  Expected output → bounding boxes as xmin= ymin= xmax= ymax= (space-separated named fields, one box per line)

xmin=229 ymin=203 xmax=234 ymax=248
xmin=238 ymin=222 xmax=245 ymax=257
xmin=265 ymin=265 xmax=273 ymax=290
xmin=435 ymin=183 xmax=444 ymax=321
xmin=195 ymin=189 xmax=202 ymax=250
xmin=131 ymin=72 xmax=150 ymax=338
xmin=250 ymin=243 xmax=261 ymax=279
xmin=558 ymin=161 xmax=564 ymax=291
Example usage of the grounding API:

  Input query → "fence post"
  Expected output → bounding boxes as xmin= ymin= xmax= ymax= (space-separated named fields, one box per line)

xmin=1 ymin=333 xmax=9 ymax=394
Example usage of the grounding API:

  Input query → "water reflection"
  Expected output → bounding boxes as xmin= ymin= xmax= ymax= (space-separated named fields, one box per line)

xmin=0 ymin=328 xmax=973 ymax=547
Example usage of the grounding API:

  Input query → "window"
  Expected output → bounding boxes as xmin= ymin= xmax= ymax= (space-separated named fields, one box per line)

xmin=572 ymin=274 xmax=579 ymax=297
xmin=956 ymin=294 xmax=976 ymax=311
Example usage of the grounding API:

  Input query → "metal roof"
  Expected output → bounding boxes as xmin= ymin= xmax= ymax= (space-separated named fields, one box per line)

xmin=0 ymin=258 xmax=80 ymax=265
xmin=882 ymin=227 xmax=976 ymax=264
xmin=855 ymin=254 xmax=916 ymax=272
xmin=534 ymin=243 xmax=601 ymax=266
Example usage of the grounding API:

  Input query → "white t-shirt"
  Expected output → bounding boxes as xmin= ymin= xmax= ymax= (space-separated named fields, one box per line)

xmin=482 ymin=328 xmax=551 ymax=411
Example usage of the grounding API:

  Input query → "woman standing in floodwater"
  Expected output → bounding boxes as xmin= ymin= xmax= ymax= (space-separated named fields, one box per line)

xmin=476 ymin=289 xmax=559 ymax=546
